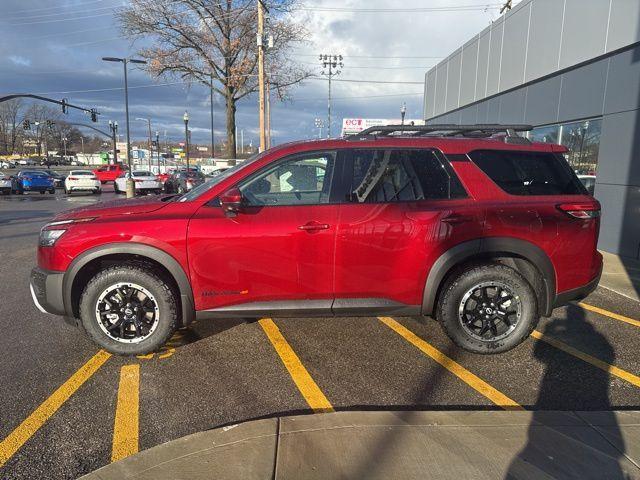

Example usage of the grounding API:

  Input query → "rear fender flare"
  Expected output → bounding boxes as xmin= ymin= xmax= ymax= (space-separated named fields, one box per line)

xmin=421 ymin=238 xmax=556 ymax=317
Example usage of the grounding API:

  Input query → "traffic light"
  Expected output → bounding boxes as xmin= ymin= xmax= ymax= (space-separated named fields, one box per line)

xmin=22 ymin=119 xmax=31 ymax=130
xmin=61 ymin=98 xmax=68 ymax=114
xmin=90 ymin=108 xmax=98 ymax=122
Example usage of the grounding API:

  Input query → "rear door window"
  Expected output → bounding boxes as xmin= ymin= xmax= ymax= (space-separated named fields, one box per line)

xmin=469 ymin=150 xmax=587 ymax=196
xmin=348 ymin=149 xmax=466 ymax=203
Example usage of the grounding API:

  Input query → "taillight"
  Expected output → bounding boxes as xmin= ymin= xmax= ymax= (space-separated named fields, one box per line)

xmin=134 ymin=179 xmax=142 ymax=183
xmin=68 ymin=176 xmax=77 ymax=181
xmin=557 ymin=203 xmax=600 ymax=219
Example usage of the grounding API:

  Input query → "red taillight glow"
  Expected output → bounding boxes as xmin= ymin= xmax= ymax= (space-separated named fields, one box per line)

xmin=557 ymin=203 xmax=600 ymax=219
xmin=68 ymin=177 xmax=77 ymax=180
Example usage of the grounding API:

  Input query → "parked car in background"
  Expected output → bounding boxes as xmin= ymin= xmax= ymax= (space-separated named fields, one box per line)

xmin=0 ymin=160 xmax=16 ymax=169
xmin=578 ymin=175 xmax=596 ymax=196
xmin=93 ymin=163 xmax=128 ymax=184
xmin=0 ymin=171 xmax=12 ymax=195
xmin=70 ymin=158 xmax=85 ymax=166
xmin=11 ymin=170 xmax=55 ymax=194
xmin=114 ymin=170 xmax=163 ymax=195
xmin=211 ymin=167 xmax=229 ymax=177
xmin=41 ymin=158 xmax=59 ymax=167
xmin=164 ymin=169 xmax=206 ymax=194
xmin=64 ymin=170 xmax=101 ymax=195
xmin=17 ymin=158 xmax=37 ymax=166
xmin=47 ymin=171 xmax=66 ymax=189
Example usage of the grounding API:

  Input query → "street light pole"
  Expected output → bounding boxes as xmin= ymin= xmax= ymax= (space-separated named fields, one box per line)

xmin=183 ymin=111 xmax=190 ymax=171
xmin=155 ymin=131 xmax=160 ymax=172
xmin=400 ymin=102 xmax=406 ymax=126
xmin=102 ymin=56 xmax=147 ymax=197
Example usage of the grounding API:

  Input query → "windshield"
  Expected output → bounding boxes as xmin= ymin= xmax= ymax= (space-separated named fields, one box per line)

xmin=132 ymin=171 xmax=152 ymax=177
xmin=178 ymin=155 xmax=261 ymax=202
xmin=70 ymin=171 xmax=93 ymax=176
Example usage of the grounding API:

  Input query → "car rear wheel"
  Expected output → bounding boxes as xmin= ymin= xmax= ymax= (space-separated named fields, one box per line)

xmin=436 ymin=263 xmax=538 ymax=354
xmin=79 ymin=265 xmax=178 ymax=355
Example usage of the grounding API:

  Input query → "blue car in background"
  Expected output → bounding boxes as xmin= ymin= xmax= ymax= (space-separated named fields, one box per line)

xmin=11 ymin=170 xmax=55 ymax=194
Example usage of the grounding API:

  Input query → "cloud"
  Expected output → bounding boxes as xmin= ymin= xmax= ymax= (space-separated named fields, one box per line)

xmin=0 ymin=0 xmax=503 ymax=146
xmin=9 ymin=55 xmax=31 ymax=67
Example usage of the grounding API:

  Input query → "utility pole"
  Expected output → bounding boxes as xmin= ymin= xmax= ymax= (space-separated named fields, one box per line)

xmin=241 ymin=129 xmax=244 ymax=154
xmin=209 ymin=72 xmax=215 ymax=159
xmin=257 ymin=0 xmax=267 ymax=152
xmin=266 ymin=73 xmax=272 ymax=149
xmin=155 ymin=131 xmax=160 ymax=172
xmin=319 ymin=54 xmax=343 ymax=138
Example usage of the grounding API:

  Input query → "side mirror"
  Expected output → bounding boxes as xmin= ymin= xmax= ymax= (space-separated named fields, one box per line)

xmin=220 ymin=187 xmax=243 ymax=215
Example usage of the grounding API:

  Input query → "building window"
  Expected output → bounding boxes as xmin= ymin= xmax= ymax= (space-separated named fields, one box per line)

xmin=559 ymin=119 xmax=602 ymax=177
xmin=527 ymin=118 xmax=602 ymax=195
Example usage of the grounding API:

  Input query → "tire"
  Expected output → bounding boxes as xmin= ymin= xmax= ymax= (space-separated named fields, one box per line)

xmin=436 ymin=263 xmax=538 ymax=354
xmin=40 ymin=191 xmax=46 ymax=195
xmin=94 ymin=189 xmax=102 ymax=195
xmin=114 ymin=183 xmax=120 ymax=194
xmin=79 ymin=264 xmax=178 ymax=355
xmin=64 ymin=187 xmax=70 ymax=195
xmin=49 ymin=188 xmax=55 ymax=194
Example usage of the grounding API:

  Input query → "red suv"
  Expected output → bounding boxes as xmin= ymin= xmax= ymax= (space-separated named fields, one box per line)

xmin=93 ymin=163 xmax=128 ymax=184
xmin=30 ymin=125 xmax=602 ymax=356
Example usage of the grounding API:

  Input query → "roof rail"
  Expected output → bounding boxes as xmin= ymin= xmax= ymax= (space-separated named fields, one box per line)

xmin=346 ymin=123 xmax=534 ymax=143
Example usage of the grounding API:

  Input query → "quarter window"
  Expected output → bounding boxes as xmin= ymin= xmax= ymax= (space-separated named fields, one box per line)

xmin=240 ymin=151 xmax=336 ymax=206
xmin=349 ymin=149 xmax=464 ymax=203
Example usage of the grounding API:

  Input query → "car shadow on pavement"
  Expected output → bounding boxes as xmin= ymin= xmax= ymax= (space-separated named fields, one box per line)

xmin=164 ymin=317 xmax=249 ymax=350
xmin=505 ymin=305 xmax=628 ymax=479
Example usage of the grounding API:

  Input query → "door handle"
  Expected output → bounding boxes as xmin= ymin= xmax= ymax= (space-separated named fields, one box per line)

xmin=298 ymin=221 xmax=330 ymax=231
xmin=441 ymin=214 xmax=473 ymax=224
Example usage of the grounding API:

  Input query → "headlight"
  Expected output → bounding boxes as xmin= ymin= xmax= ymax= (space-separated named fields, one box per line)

xmin=39 ymin=229 xmax=66 ymax=247
xmin=39 ymin=217 xmax=95 ymax=247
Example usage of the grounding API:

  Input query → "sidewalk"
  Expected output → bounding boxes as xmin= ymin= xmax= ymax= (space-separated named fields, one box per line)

xmin=82 ymin=410 xmax=640 ymax=479
xmin=600 ymin=250 xmax=640 ymax=302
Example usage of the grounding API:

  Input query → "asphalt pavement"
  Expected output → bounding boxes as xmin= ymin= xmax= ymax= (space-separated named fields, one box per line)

xmin=1 ymin=187 xmax=640 ymax=479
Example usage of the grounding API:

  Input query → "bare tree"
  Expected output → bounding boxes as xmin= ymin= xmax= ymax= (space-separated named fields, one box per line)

xmin=0 ymin=99 xmax=24 ymax=155
xmin=118 ymin=0 xmax=309 ymax=158
xmin=24 ymin=104 xmax=61 ymax=157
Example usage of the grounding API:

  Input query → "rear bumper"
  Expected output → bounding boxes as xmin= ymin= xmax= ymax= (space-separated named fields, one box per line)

xmin=553 ymin=265 xmax=602 ymax=308
xmin=30 ymin=267 xmax=66 ymax=316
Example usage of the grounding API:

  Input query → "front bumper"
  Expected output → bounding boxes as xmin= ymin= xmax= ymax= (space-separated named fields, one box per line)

xmin=30 ymin=267 xmax=66 ymax=316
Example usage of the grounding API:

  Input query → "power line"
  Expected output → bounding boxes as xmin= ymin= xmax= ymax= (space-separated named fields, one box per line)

xmin=292 ymin=53 xmax=444 ymax=59
xmin=310 ymin=77 xmax=424 ymax=85
xmin=296 ymin=4 xmax=502 ymax=13
xmin=5 ymin=0 xmax=114 ymax=15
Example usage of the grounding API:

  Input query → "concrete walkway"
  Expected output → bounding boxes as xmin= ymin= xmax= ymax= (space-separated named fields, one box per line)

xmin=600 ymin=251 xmax=640 ymax=302
xmin=82 ymin=410 xmax=640 ymax=479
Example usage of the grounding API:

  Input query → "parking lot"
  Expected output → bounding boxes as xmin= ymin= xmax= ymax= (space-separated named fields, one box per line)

xmin=1 ymin=187 xmax=640 ymax=479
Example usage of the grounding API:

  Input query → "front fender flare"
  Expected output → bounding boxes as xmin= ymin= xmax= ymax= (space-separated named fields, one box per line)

xmin=62 ymin=242 xmax=195 ymax=326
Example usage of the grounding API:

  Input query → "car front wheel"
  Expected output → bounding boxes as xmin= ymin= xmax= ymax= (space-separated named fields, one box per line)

xmin=79 ymin=265 xmax=178 ymax=355
xmin=436 ymin=263 xmax=538 ymax=354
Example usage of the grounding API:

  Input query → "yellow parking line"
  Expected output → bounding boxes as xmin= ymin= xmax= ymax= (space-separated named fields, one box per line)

xmin=0 ymin=350 xmax=111 ymax=468
xmin=378 ymin=317 xmax=523 ymax=410
xmin=579 ymin=302 xmax=640 ymax=328
xmin=259 ymin=318 xmax=333 ymax=413
xmin=111 ymin=364 xmax=140 ymax=462
xmin=530 ymin=330 xmax=640 ymax=388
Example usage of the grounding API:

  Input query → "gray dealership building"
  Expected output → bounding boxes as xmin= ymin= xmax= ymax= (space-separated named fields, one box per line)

xmin=423 ymin=0 xmax=640 ymax=260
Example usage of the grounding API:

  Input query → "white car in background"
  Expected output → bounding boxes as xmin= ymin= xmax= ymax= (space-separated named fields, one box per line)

xmin=114 ymin=170 xmax=163 ymax=195
xmin=0 ymin=171 xmax=12 ymax=195
xmin=64 ymin=170 xmax=101 ymax=195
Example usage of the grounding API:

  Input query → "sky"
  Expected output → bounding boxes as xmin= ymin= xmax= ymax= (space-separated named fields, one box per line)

xmin=0 ymin=0 xmax=513 ymax=149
